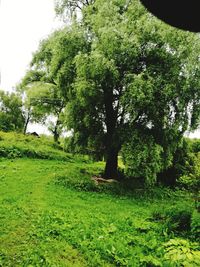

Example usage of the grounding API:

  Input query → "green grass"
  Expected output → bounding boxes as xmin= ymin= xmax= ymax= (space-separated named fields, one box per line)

xmin=0 ymin=158 xmax=199 ymax=266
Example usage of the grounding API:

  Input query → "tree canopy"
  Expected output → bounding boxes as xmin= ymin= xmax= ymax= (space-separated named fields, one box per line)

xmin=20 ymin=27 xmax=88 ymax=141
xmin=20 ymin=0 xmax=200 ymax=182
xmin=64 ymin=0 xmax=200 ymax=180
xmin=0 ymin=90 xmax=25 ymax=133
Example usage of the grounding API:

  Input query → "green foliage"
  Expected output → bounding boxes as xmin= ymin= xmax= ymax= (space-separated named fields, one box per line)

xmin=190 ymin=138 xmax=200 ymax=153
xmin=0 ymin=158 xmax=199 ymax=266
xmin=55 ymin=164 xmax=101 ymax=192
xmin=30 ymin=27 xmax=88 ymax=96
xmin=55 ymin=0 xmax=94 ymax=20
xmin=173 ymin=139 xmax=200 ymax=189
xmin=59 ymin=0 xmax=200 ymax=179
xmin=0 ymin=90 xmax=25 ymax=132
xmin=158 ymin=138 xmax=197 ymax=187
xmin=163 ymin=238 xmax=200 ymax=266
xmin=177 ymin=174 xmax=199 ymax=190
xmin=191 ymin=210 xmax=200 ymax=241
xmin=172 ymin=139 xmax=195 ymax=176
xmin=121 ymin=136 xmax=200 ymax=187
xmin=0 ymin=131 xmax=82 ymax=161
xmin=122 ymin=133 xmax=163 ymax=186
xmin=23 ymin=79 xmax=66 ymax=142
xmin=165 ymin=207 xmax=192 ymax=233
xmin=152 ymin=204 xmax=194 ymax=235
xmin=20 ymin=0 xmax=200 ymax=180
xmin=24 ymin=82 xmax=63 ymax=121
xmin=20 ymin=26 xmax=88 ymax=140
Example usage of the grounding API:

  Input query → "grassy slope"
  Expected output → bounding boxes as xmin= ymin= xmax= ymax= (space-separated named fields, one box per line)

xmin=0 ymin=132 xmax=199 ymax=266
xmin=0 ymin=131 xmax=85 ymax=162
xmin=0 ymin=158 xmax=198 ymax=266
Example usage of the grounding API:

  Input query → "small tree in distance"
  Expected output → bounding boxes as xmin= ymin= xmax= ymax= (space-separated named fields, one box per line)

xmin=20 ymin=79 xmax=66 ymax=143
xmin=0 ymin=90 xmax=25 ymax=133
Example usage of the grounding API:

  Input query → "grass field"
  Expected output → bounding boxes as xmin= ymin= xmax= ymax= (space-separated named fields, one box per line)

xmin=0 ymin=157 xmax=199 ymax=266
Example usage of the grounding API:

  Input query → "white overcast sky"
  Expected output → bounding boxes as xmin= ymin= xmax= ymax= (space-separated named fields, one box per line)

xmin=0 ymin=0 xmax=64 ymax=134
xmin=0 ymin=0 xmax=63 ymax=91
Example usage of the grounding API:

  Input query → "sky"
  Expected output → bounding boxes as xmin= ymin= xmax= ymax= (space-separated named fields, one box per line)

xmin=0 ymin=0 xmax=63 ymax=91
xmin=0 ymin=0 xmax=64 ymax=134
xmin=0 ymin=0 xmax=199 ymax=137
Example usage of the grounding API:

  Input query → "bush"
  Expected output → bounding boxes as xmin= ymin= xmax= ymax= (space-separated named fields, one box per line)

xmin=191 ymin=210 xmax=200 ymax=241
xmin=175 ymin=145 xmax=200 ymax=190
xmin=152 ymin=205 xmax=193 ymax=234
xmin=158 ymin=138 xmax=195 ymax=187
xmin=122 ymin=134 xmax=163 ymax=186
xmin=190 ymin=138 xmax=200 ymax=153
xmin=177 ymin=174 xmax=199 ymax=190
xmin=166 ymin=208 xmax=192 ymax=232
xmin=163 ymin=238 xmax=200 ymax=266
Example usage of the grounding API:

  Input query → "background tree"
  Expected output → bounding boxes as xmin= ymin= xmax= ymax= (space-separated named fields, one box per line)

xmin=20 ymin=27 xmax=88 ymax=141
xmin=55 ymin=0 xmax=94 ymax=20
xmin=23 ymin=81 xmax=65 ymax=142
xmin=0 ymin=90 xmax=25 ymax=132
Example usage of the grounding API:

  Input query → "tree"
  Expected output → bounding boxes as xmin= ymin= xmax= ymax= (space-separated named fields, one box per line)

xmin=58 ymin=0 xmax=200 ymax=180
xmin=22 ymin=0 xmax=200 ymax=181
xmin=19 ymin=70 xmax=48 ymax=134
xmin=0 ymin=90 xmax=25 ymax=132
xmin=21 ymin=79 xmax=65 ymax=142
xmin=20 ymin=27 xmax=88 ymax=141
xmin=55 ymin=0 xmax=94 ymax=20
xmin=23 ymin=81 xmax=65 ymax=142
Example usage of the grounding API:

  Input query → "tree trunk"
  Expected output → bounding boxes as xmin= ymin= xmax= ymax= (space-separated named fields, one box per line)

xmin=53 ymin=117 xmax=61 ymax=144
xmin=102 ymin=84 xmax=120 ymax=179
xmin=104 ymin=148 xmax=118 ymax=179
xmin=53 ymin=126 xmax=59 ymax=143
xmin=23 ymin=112 xmax=31 ymax=134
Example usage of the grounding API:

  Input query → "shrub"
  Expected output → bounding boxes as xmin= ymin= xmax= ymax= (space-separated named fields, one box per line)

xmin=152 ymin=205 xmax=193 ymax=234
xmin=191 ymin=210 xmax=200 ymax=241
xmin=176 ymin=149 xmax=200 ymax=190
xmin=166 ymin=208 xmax=192 ymax=232
xmin=190 ymin=138 xmax=200 ymax=153
xmin=122 ymin=134 xmax=163 ymax=186
xmin=177 ymin=174 xmax=199 ymax=190
xmin=163 ymin=238 xmax=200 ymax=266
xmin=158 ymin=138 xmax=195 ymax=187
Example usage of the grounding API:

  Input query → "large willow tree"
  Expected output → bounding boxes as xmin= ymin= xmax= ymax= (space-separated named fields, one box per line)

xmin=61 ymin=0 xmax=200 ymax=179
xmin=25 ymin=0 xmax=200 ymax=180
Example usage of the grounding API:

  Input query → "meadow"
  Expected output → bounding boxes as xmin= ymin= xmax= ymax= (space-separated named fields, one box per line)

xmin=0 ymin=132 xmax=199 ymax=266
